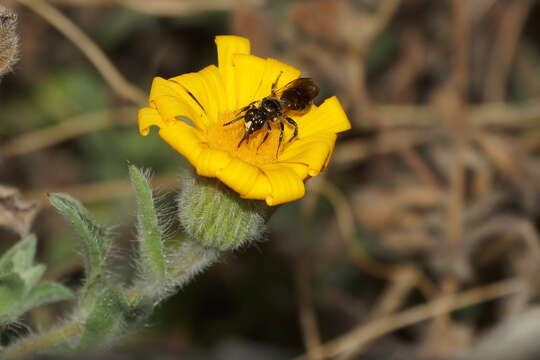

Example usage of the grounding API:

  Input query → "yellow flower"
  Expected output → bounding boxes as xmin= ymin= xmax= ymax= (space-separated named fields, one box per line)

xmin=138 ymin=35 xmax=351 ymax=206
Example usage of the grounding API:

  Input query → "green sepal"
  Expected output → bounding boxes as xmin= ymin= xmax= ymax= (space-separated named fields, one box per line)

xmin=0 ymin=235 xmax=37 ymax=274
xmin=128 ymin=165 xmax=167 ymax=285
xmin=177 ymin=173 xmax=272 ymax=251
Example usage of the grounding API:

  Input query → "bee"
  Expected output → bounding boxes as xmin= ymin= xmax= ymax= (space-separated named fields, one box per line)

xmin=223 ymin=72 xmax=320 ymax=155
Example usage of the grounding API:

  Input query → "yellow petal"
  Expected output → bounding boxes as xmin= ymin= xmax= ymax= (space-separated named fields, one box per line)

xmin=169 ymin=72 xmax=210 ymax=115
xmin=215 ymin=35 xmax=251 ymax=113
xmin=138 ymin=107 xmax=164 ymax=136
xmin=253 ymin=58 xmax=301 ymax=101
xmin=199 ymin=65 xmax=229 ymax=116
xmin=149 ymin=77 xmax=208 ymax=130
xmin=296 ymin=96 xmax=351 ymax=139
xmin=216 ymin=157 xmax=263 ymax=197
xmin=170 ymin=65 xmax=227 ymax=124
xmin=158 ymin=121 xmax=205 ymax=165
xmin=169 ymin=68 xmax=215 ymax=124
xmin=149 ymin=77 xmax=184 ymax=104
xmin=230 ymin=54 xmax=302 ymax=110
xmin=152 ymin=95 xmax=206 ymax=129
xmin=260 ymin=164 xmax=305 ymax=206
xmin=280 ymin=132 xmax=337 ymax=176
xmin=195 ymin=148 xmax=232 ymax=177
xmin=323 ymin=141 xmax=336 ymax=169
xmin=232 ymin=54 xmax=267 ymax=109
xmin=278 ymin=162 xmax=310 ymax=180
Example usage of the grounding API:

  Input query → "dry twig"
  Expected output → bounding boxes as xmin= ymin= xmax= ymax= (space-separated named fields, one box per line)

xmin=16 ymin=0 xmax=145 ymax=104
xmin=24 ymin=173 xmax=178 ymax=206
xmin=484 ymin=0 xmax=534 ymax=102
xmin=296 ymin=260 xmax=323 ymax=360
xmin=0 ymin=107 xmax=136 ymax=159
xmin=316 ymin=179 xmax=437 ymax=297
xmin=294 ymin=278 xmax=525 ymax=360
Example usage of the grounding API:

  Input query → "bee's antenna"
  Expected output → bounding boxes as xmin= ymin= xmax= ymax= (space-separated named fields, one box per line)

xmin=271 ymin=71 xmax=284 ymax=96
xmin=223 ymin=115 xmax=245 ymax=126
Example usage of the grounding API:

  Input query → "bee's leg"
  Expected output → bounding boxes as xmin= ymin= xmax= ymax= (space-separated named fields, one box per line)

xmin=223 ymin=114 xmax=245 ymax=126
xmin=236 ymin=101 xmax=256 ymax=115
xmin=257 ymin=122 xmax=272 ymax=152
xmin=285 ymin=117 xmax=298 ymax=144
xmin=271 ymin=71 xmax=284 ymax=96
xmin=225 ymin=102 xmax=257 ymax=126
xmin=237 ymin=131 xmax=251 ymax=148
xmin=276 ymin=122 xmax=284 ymax=157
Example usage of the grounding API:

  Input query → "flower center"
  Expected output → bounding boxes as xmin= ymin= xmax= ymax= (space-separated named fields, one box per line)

xmin=205 ymin=112 xmax=293 ymax=166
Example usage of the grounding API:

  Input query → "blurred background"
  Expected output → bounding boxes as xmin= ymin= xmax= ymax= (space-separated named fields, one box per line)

xmin=2 ymin=0 xmax=540 ymax=359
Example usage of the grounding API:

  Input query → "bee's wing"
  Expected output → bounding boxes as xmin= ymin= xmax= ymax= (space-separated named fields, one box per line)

xmin=274 ymin=78 xmax=319 ymax=98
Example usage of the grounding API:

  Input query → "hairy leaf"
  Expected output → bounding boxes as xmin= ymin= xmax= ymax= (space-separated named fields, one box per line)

xmin=129 ymin=165 xmax=167 ymax=284
xmin=0 ymin=234 xmax=36 ymax=274
xmin=19 ymin=264 xmax=45 ymax=289
xmin=22 ymin=282 xmax=73 ymax=313
xmin=0 ymin=272 xmax=25 ymax=325
xmin=48 ymin=193 xmax=110 ymax=298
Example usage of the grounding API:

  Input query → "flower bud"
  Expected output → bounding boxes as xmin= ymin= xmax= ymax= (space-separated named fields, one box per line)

xmin=177 ymin=172 xmax=273 ymax=251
